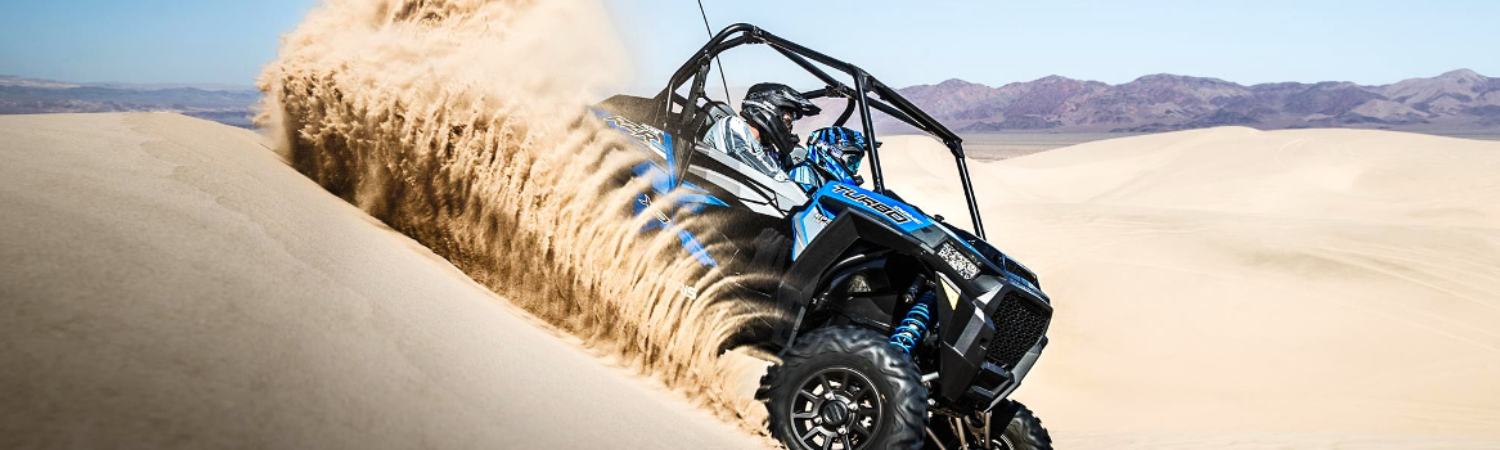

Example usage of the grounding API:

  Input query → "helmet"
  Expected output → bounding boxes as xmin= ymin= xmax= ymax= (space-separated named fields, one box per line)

xmin=741 ymin=83 xmax=821 ymax=160
xmin=807 ymin=126 xmax=868 ymax=176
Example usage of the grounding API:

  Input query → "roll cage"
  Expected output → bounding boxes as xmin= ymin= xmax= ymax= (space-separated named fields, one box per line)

xmin=649 ymin=23 xmax=988 ymax=238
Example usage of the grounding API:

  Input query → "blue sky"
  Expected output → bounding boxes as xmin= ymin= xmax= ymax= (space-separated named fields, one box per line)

xmin=3 ymin=0 xmax=1496 ymax=89
xmin=0 ymin=0 xmax=318 ymax=86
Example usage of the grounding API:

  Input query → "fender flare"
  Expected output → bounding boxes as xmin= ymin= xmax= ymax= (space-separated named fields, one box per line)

xmin=772 ymin=209 xmax=927 ymax=352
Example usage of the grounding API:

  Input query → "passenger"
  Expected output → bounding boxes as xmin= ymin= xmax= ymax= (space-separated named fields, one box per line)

xmin=703 ymin=83 xmax=820 ymax=181
xmin=788 ymin=126 xmax=869 ymax=193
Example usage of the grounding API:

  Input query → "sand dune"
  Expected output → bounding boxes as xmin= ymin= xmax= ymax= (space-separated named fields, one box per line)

xmin=0 ymin=113 xmax=765 ymax=449
xmin=879 ymin=127 xmax=1500 ymax=448
xmin=6 ymin=111 xmax=1499 ymax=449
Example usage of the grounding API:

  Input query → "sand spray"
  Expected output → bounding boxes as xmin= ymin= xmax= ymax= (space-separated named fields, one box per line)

xmin=258 ymin=0 xmax=785 ymax=431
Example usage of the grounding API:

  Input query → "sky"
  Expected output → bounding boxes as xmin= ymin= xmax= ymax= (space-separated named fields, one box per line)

xmin=0 ymin=0 xmax=318 ymax=86
xmin=2 ymin=0 xmax=1496 ymax=90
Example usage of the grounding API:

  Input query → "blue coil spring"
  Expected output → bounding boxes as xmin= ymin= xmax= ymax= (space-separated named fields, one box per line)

xmin=889 ymin=292 xmax=934 ymax=355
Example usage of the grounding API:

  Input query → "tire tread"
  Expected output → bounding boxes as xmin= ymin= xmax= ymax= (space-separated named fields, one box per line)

xmin=758 ymin=326 xmax=927 ymax=450
xmin=1003 ymin=403 xmax=1053 ymax=450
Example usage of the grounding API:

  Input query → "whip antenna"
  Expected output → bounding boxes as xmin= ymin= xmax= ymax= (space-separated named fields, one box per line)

xmin=695 ymin=0 xmax=732 ymax=101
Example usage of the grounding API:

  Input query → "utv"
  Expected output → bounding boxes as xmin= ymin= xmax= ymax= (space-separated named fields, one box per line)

xmin=594 ymin=24 xmax=1054 ymax=450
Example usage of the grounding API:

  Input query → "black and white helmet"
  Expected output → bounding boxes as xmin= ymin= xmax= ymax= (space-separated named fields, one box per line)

xmin=741 ymin=83 xmax=821 ymax=161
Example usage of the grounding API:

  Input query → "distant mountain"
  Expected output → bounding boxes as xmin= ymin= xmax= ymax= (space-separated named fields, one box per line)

xmin=7 ymin=70 xmax=1498 ymax=134
xmin=882 ymin=69 xmax=1500 ymax=133
xmin=0 ymin=76 xmax=258 ymax=128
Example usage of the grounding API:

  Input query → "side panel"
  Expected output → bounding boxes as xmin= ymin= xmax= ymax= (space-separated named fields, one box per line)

xmin=790 ymin=204 xmax=834 ymax=258
xmin=683 ymin=144 xmax=809 ymax=217
xmin=597 ymin=110 xmax=729 ymax=266
xmin=595 ymin=109 xmax=801 ymax=284
xmin=791 ymin=181 xmax=934 ymax=260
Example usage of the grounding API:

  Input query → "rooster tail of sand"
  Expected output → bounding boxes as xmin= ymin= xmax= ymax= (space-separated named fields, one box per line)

xmin=256 ymin=0 xmax=786 ymax=427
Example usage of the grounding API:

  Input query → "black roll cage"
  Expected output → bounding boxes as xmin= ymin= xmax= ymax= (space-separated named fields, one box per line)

xmin=652 ymin=23 xmax=987 ymax=239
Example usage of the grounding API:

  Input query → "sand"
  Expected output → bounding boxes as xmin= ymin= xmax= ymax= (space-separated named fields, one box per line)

xmin=877 ymin=127 xmax=1500 ymax=449
xmin=6 ymin=112 xmax=1500 ymax=449
xmin=257 ymin=0 xmax=785 ymax=427
xmin=0 ymin=113 xmax=765 ymax=449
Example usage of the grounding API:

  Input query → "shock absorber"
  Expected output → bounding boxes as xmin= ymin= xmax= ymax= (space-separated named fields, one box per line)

xmin=889 ymin=291 xmax=935 ymax=355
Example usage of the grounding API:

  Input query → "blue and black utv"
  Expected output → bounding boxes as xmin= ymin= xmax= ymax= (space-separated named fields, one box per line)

xmin=595 ymin=24 xmax=1054 ymax=450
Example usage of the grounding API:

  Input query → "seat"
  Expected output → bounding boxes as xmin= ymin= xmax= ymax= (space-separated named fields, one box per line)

xmin=696 ymin=100 xmax=736 ymax=140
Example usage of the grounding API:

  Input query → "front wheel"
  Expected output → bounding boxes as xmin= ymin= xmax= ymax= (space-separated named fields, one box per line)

xmin=758 ymin=326 xmax=927 ymax=450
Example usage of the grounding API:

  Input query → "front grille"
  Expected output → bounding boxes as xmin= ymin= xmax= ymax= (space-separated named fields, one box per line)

xmin=985 ymin=292 xmax=1051 ymax=369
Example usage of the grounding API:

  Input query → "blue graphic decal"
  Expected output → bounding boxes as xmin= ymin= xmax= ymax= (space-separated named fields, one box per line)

xmin=600 ymin=111 xmax=728 ymax=267
xmin=812 ymin=182 xmax=933 ymax=232
xmin=791 ymin=182 xmax=937 ymax=261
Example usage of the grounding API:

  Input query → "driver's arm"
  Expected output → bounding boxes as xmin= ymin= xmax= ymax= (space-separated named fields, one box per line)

xmin=706 ymin=116 xmax=788 ymax=181
xmin=786 ymin=147 xmax=822 ymax=193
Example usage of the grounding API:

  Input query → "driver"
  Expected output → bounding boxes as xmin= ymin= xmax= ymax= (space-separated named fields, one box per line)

xmin=703 ymin=83 xmax=820 ymax=181
xmin=788 ymin=126 xmax=869 ymax=193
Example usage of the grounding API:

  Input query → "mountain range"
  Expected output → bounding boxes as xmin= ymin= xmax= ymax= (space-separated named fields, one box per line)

xmin=5 ymin=70 xmax=1499 ymax=134
xmin=0 ymin=76 xmax=258 ymax=128
xmin=886 ymin=69 xmax=1500 ymax=133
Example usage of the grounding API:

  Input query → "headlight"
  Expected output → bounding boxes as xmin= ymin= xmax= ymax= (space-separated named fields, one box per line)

xmin=938 ymin=241 xmax=980 ymax=280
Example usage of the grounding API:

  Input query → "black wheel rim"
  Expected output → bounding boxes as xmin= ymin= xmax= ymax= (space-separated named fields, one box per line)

xmin=787 ymin=367 xmax=882 ymax=450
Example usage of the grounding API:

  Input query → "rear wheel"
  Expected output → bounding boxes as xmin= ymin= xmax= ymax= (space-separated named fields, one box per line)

xmin=925 ymin=402 xmax=1052 ymax=450
xmin=759 ymin=326 xmax=926 ymax=450
xmin=997 ymin=404 xmax=1052 ymax=450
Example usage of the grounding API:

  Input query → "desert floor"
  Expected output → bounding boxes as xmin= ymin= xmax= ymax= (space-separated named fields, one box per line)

xmin=4 ymin=113 xmax=1499 ymax=449
xmin=878 ymin=127 xmax=1500 ymax=449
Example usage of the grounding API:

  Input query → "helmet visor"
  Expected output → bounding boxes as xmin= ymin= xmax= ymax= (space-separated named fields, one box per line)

xmin=837 ymin=146 xmax=864 ymax=173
